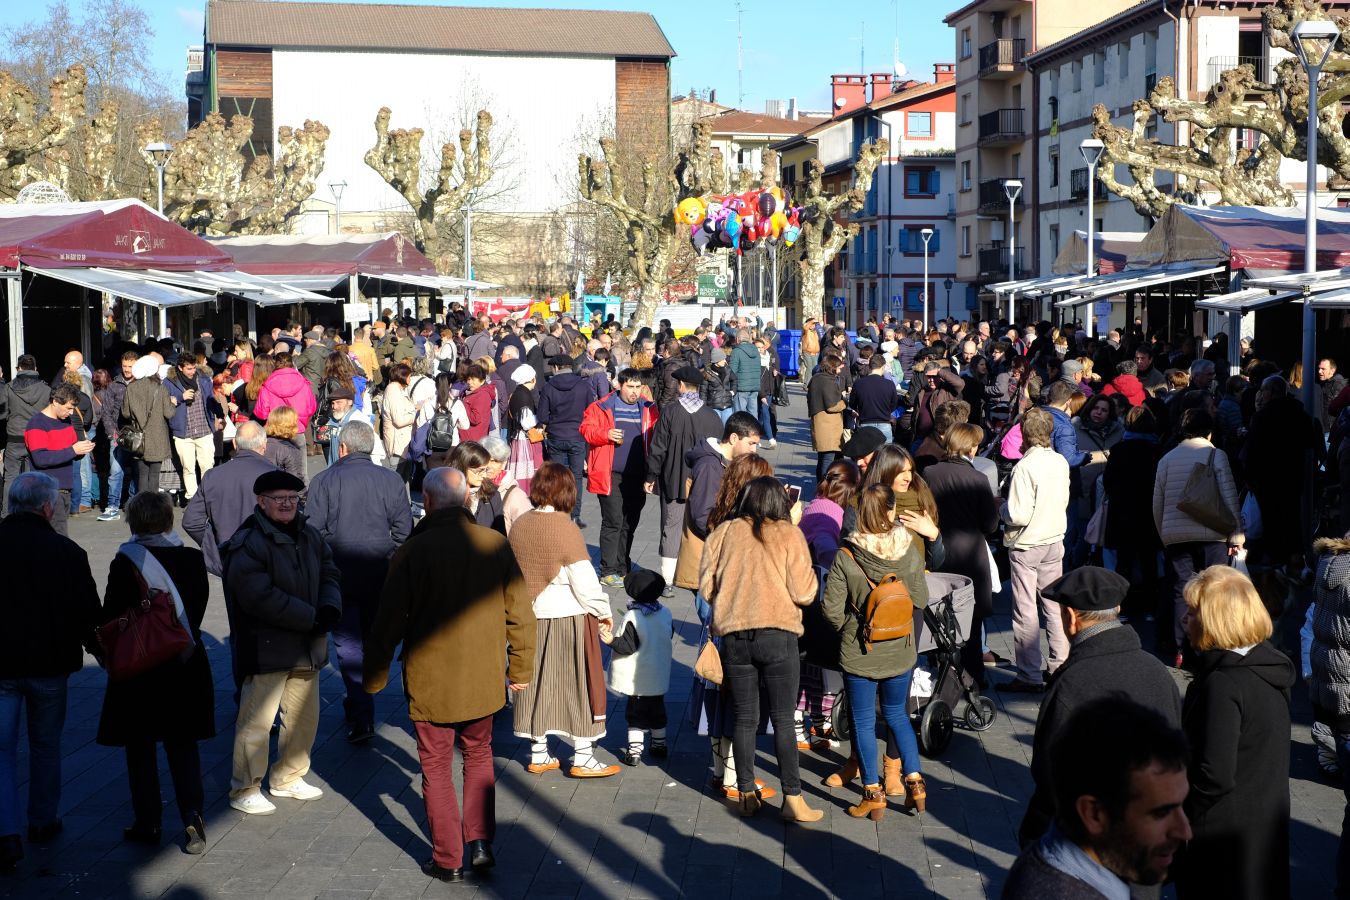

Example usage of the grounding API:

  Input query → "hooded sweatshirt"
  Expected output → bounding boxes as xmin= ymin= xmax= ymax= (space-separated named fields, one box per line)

xmin=3 ymin=371 xmax=51 ymax=443
xmin=685 ymin=438 xmax=729 ymax=540
xmin=537 ymin=372 xmax=596 ymax=443
xmin=255 ymin=366 xmax=319 ymax=428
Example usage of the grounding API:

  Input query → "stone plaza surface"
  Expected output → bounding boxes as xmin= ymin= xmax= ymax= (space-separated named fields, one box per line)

xmin=0 ymin=389 xmax=1343 ymax=899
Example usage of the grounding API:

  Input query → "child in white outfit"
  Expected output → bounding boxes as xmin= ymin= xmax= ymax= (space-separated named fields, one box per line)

xmin=601 ymin=570 xmax=674 ymax=766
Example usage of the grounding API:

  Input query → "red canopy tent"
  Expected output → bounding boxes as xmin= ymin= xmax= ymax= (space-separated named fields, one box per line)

xmin=207 ymin=232 xmax=437 ymax=278
xmin=1129 ymin=204 xmax=1350 ymax=272
xmin=0 ymin=199 xmax=232 ymax=271
xmin=1052 ymin=230 xmax=1144 ymax=276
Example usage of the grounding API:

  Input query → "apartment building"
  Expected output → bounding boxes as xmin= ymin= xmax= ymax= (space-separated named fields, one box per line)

xmin=945 ymin=0 xmax=1137 ymax=314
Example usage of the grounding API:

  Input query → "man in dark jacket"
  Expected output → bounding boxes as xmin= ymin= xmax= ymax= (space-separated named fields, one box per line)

xmin=849 ymin=354 xmax=899 ymax=437
xmin=645 ymin=366 xmax=722 ymax=595
xmin=0 ymin=472 xmax=101 ymax=869
xmin=304 ymin=421 xmax=411 ymax=744
xmin=538 ymin=354 xmax=599 ymax=524
xmin=96 ymin=351 xmax=138 ymax=522
xmin=222 ymin=469 xmax=341 ymax=816
xmin=0 ymin=356 xmax=51 ymax=515
xmin=1004 ymin=698 xmax=1191 ymax=900
xmin=728 ymin=329 xmax=761 ymax=415
xmin=684 ymin=412 xmax=762 ymax=541
xmin=1018 ymin=567 xmax=1183 ymax=849
xmin=182 ymin=423 xmax=278 ymax=576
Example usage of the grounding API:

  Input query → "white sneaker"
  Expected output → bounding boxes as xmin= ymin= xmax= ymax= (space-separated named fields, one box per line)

xmin=229 ymin=792 xmax=277 ymax=816
xmin=269 ymin=778 xmax=324 ymax=800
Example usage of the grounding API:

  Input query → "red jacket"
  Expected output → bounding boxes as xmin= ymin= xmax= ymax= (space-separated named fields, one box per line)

xmin=461 ymin=382 xmax=495 ymax=442
xmin=1100 ymin=373 xmax=1145 ymax=407
xmin=579 ymin=391 xmax=659 ymax=496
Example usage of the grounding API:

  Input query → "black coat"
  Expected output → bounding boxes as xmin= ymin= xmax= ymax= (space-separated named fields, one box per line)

xmin=1101 ymin=435 xmax=1162 ymax=551
xmin=0 ymin=512 xmax=101 ymax=678
xmin=2 ymin=371 xmax=50 ymax=443
xmin=646 ymin=401 xmax=722 ymax=501
xmin=1173 ymin=642 xmax=1295 ymax=900
xmin=305 ymin=452 xmax=412 ymax=602
xmin=221 ymin=509 xmax=342 ymax=680
xmin=181 ymin=449 xmax=279 ymax=576
xmin=1243 ymin=396 xmax=1322 ymax=560
xmin=701 ymin=364 xmax=735 ymax=410
xmin=96 ymin=544 xmax=215 ymax=745
xmin=923 ymin=458 xmax=999 ymax=615
xmin=1018 ymin=623 xmax=1182 ymax=848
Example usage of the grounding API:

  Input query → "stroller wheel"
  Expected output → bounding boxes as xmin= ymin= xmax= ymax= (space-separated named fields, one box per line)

xmin=964 ymin=696 xmax=997 ymax=732
xmin=830 ymin=692 xmax=852 ymax=742
xmin=918 ymin=699 xmax=953 ymax=757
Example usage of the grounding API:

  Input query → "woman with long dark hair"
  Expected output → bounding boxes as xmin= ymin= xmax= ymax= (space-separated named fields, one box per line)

xmin=506 ymin=364 xmax=543 ymax=494
xmin=701 ymin=476 xmax=821 ymax=821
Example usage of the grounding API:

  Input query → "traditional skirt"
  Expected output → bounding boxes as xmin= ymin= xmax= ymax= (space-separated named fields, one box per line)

xmin=513 ymin=614 xmax=607 ymax=742
xmin=508 ymin=432 xmax=543 ymax=495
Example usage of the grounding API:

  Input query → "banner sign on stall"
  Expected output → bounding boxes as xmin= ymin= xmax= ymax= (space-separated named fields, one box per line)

xmin=343 ymin=302 xmax=369 ymax=324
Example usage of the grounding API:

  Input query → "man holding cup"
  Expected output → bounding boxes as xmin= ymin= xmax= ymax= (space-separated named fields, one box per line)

xmin=165 ymin=354 xmax=224 ymax=503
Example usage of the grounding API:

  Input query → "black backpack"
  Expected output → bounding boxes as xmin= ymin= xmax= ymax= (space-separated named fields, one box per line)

xmin=427 ymin=403 xmax=458 ymax=451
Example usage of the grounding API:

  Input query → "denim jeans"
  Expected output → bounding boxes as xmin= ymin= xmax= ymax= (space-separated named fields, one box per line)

xmin=757 ymin=399 xmax=775 ymax=442
xmin=72 ymin=427 xmax=95 ymax=510
xmin=545 ymin=438 xmax=587 ymax=521
xmin=0 ymin=676 xmax=68 ymax=836
xmin=733 ymin=391 xmax=758 ymax=415
xmin=714 ymin=407 xmax=733 ymax=426
xmin=107 ymin=444 xmax=130 ymax=510
xmin=721 ymin=628 xmax=801 ymax=795
xmin=843 ymin=669 xmax=921 ymax=785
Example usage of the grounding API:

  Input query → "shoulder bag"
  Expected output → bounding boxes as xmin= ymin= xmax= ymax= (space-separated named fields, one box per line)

xmin=1177 ymin=448 xmax=1238 ymax=535
xmin=96 ymin=545 xmax=194 ymax=682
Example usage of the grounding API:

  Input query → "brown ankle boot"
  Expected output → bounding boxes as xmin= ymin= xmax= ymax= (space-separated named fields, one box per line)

xmin=847 ymin=784 xmax=887 ymax=821
xmin=780 ymin=793 xmax=824 ymax=824
xmin=904 ymin=774 xmax=927 ymax=814
xmin=882 ymin=756 xmax=905 ymax=797
xmin=824 ymin=753 xmax=860 ymax=788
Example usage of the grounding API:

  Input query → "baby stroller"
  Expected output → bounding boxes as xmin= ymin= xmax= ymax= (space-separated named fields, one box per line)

xmin=828 ymin=571 xmax=996 ymax=757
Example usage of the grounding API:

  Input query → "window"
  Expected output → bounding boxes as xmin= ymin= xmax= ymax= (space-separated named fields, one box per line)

xmin=960 ymin=160 xmax=972 ymax=191
xmin=737 ymin=147 xmax=745 ymax=165
xmin=961 ymin=225 xmax=972 ymax=257
xmin=905 ymin=166 xmax=940 ymax=197
xmin=1049 ymin=225 xmax=1060 ymax=261
xmin=961 ymin=93 xmax=971 ymax=125
xmin=961 ymin=28 xmax=972 ymax=59
xmin=1011 ymin=152 xmax=1021 ymax=177
xmin=900 ymin=226 xmax=940 ymax=254
xmin=1118 ymin=42 xmax=1129 ymax=79
xmin=1072 ymin=60 xmax=1082 ymax=92
xmin=1094 ymin=50 xmax=1106 ymax=87
xmin=1049 ymin=146 xmax=1060 ymax=187
xmin=906 ymin=111 xmax=933 ymax=138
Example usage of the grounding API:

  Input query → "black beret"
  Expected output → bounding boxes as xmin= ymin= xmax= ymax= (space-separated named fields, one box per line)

xmin=253 ymin=470 xmax=306 ymax=495
xmin=840 ymin=427 xmax=887 ymax=461
xmin=624 ymin=569 xmax=666 ymax=605
xmin=1045 ymin=566 xmax=1130 ymax=612
xmin=548 ymin=354 xmax=575 ymax=369
xmin=673 ymin=365 xmax=704 ymax=387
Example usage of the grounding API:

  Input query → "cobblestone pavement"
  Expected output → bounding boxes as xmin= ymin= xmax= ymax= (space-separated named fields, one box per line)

xmin=0 ymin=387 xmax=1342 ymax=899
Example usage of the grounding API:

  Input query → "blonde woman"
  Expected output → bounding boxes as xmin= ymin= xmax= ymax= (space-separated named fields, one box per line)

xmin=263 ymin=406 xmax=307 ymax=484
xmin=1173 ymin=566 xmax=1294 ymax=900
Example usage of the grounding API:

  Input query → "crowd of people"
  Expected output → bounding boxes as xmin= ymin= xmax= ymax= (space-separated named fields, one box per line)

xmin=0 ymin=303 xmax=1344 ymax=897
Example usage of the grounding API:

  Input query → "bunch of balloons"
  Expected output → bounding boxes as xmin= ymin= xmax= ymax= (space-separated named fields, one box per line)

xmin=675 ymin=188 xmax=814 ymax=256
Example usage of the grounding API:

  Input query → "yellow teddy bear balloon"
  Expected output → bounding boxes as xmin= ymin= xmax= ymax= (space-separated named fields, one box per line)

xmin=675 ymin=197 xmax=707 ymax=227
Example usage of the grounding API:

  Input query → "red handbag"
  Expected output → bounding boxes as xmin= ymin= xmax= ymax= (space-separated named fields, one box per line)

xmin=97 ymin=560 xmax=194 ymax=682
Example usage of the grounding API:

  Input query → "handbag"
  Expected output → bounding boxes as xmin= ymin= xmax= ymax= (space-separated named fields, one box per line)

xmin=694 ymin=638 xmax=723 ymax=685
xmin=1083 ymin=499 xmax=1107 ymax=546
xmin=1177 ymin=448 xmax=1239 ymax=535
xmin=118 ymin=424 xmax=145 ymax=457
xmin=96 ymin=549 xmax=194 ymax=682
xmin=527 ymin=426 xmax=546 ymax=443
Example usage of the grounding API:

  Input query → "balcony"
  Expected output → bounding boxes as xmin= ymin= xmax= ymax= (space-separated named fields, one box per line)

xmin=978 ymin=108 xmax=1025 ymax=147
xmin=978 ymin=178 xmax=1024 ymax=214
xmin=1208 ymin=55 xmax=1267 ymax=86
xmin=978 ymin=244 xmax=1027 ymax=280
xmin=978 ymin=38 xmax=1027 ymax=78
xmin=1069 ymin=167 xmax=1103 ymax=202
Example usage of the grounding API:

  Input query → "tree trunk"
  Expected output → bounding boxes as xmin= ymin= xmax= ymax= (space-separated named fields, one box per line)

xmin=631 ymin=238 xmax=671 ymax=329
xmin=799 ymin=255 xmax=826 ymax=324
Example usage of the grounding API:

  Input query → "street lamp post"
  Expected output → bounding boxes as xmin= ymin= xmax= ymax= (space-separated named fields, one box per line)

xmin=143 ymin=142 xmax=173 ymax=216
xmin=943 ymin=277 xmax=954 ymax=320
xmin=329 ymin=181 xmax=346 ymax=235
xmin=1079 ymin=139 xmax=1105 ymax=338
xmin=1004 ymin=179 xmax=1023 ymax=324
xmin=921 ymin=227 xmax=934 ymax=330
xmin=1293 ymin=20 xmax=1341 ymax=416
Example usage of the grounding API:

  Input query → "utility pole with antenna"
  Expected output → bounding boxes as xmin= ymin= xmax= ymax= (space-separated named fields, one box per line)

xmin=737 ymin=0 xmax=744 ymax=108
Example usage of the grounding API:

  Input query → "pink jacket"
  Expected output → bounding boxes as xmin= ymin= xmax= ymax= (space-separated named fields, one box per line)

xmin=254 ymin=367 xmax=318 ymax=429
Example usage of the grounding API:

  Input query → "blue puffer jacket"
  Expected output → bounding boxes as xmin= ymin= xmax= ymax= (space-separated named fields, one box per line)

xmin=1047 ymin=405 xmax=1087 ymax=467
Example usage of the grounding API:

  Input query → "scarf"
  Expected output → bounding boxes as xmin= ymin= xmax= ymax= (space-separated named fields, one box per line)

xmin=507 ymin=509 xmax=591 ymax=599
xmin=678 ymin=389 xmax=705 ymax=414
xmin=1122 ymin=430 xmax=1159 ymax=444
xmin=1037 ymin=822 xmax=1131 ymax=900
xmin=119 ymin=533 xmax=190 ymax=629
xmin=894 ymin=487 xmax=924 ymax=515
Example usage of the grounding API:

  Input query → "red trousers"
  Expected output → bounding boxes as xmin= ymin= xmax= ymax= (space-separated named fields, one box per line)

xmin=414 ymin=715 xmax=496 ymax=868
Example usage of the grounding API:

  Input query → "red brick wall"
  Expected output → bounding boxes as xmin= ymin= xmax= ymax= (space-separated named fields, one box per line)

xmin=615 ymin=58 xmax=669 ymax=154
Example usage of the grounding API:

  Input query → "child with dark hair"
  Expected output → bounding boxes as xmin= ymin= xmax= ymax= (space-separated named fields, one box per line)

xmin=601 ymin=569 xmax=674 ymax=766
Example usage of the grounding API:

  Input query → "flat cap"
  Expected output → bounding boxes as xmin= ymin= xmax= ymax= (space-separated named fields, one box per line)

xmin=1060 ymin=359 xmax=1084 ymax=376
xmin=840 ymin=427 xmax=887 ymax=461
xmin=253 ymin=470 xmax=306 ymax=495
xmin=1045 ymin=566 xmax=1130 ymax=612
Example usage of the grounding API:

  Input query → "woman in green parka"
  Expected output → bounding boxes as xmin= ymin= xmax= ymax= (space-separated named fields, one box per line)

xmin=822 ymin=483 xmax=929 ymax=820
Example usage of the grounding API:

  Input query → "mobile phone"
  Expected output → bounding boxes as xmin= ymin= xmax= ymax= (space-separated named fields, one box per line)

xmin=786 ymin=484 xmax=802 ymax=504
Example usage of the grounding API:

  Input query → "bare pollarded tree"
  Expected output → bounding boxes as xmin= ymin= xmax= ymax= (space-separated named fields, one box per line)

xmin=0 ymin=63 xmax=89 ymax=195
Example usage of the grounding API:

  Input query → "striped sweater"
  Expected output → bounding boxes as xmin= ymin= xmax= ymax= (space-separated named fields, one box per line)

xmin=24 ymin=411 xmax=78 ymax=490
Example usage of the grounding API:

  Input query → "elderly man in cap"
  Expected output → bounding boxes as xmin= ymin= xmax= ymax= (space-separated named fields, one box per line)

xmin=322 ymin=381 xmax=381 ymax=467
xmin=645 ymin=365 xmax=722 ymax=593
xmin=538 ymin=353 xmax=599 ymax=524
xmin=1018 ymin=566 xmax=1183 ymax=849
xmin=839 ymin=426 xmax=887 ymax=474
xmin=305 ymin=421 xmax=411 ymax=744
xmin=221 ymin=470 xmax=342 ymax=816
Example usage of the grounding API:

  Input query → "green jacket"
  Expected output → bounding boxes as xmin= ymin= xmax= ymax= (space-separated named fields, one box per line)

xmin=822 ymin=527 xmax=929 ymax=679
xmin=728 ymin=342 xmax=760 ymax=394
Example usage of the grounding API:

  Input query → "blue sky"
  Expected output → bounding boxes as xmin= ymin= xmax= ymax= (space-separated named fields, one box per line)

xmin=129 ymin=0 xmax=955 ymax=113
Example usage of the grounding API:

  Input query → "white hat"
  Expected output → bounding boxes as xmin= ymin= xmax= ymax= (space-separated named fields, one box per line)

xmin=131 ymin=356 xmax=159 ymax=380
xmin=881 ymin=340 xmax=899 ymax=356
xmin=510 ymin=364 xmax=537 ymax=385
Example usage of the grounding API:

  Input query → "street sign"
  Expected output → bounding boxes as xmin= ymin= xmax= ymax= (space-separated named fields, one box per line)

xmin=889 ymin=294 xmax=903 ymax=315
xmin=697 ymin=272 xmax=728 ymax=303
xmin=832 ymin=296 xmax=846 ymax=310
